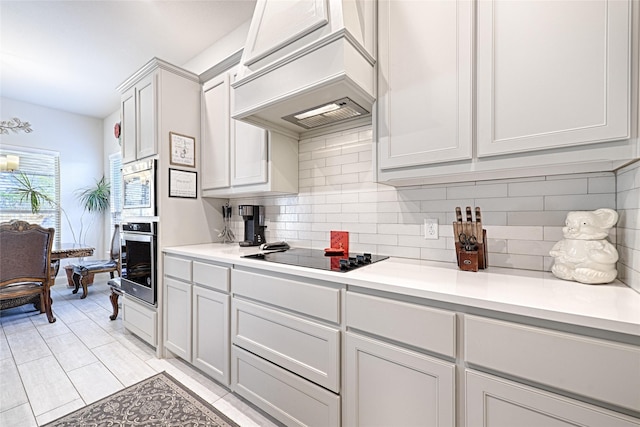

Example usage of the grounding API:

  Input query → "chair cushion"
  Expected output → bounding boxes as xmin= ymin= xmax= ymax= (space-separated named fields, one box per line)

xmin=0 ymin=282 xmax=42 ymax=298
xmin=73 ymin=260 xmax=118 ymax=275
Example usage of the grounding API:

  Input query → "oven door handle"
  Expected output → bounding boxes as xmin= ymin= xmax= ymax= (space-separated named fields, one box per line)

xmin=122 ymin=233 xmax=154 ymax=243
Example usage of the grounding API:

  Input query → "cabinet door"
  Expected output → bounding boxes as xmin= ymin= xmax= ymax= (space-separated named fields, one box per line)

xmin=477 ymin=0 xmax=630 ymax=157
xmin=192 ymin=286 xmax=230 ymax=386
xmin=230 ymin=72 xmax=268 ymax=186
xmin=377 ymin=0 xmax=473 ymax=169
xmin=136 ymin=74 xmax=156 ymax=160
xmin=466 ymin=370 xmax=640 ymax=427
xmin=344 ymin=332 xmax=455 ymax=427
xmin=121 ymin=88 xmax=137 ymax=164
xmin=164 ymin=277 xmax=191 ymax=360
xmin=202 ymin=74 xmax=231 ymax=190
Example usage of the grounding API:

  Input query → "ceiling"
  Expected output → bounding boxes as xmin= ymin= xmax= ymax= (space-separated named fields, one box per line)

xmin=0 ymin=0 xmax=257 ymax=119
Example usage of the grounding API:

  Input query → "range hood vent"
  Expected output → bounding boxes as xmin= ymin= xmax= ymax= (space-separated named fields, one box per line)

xmin=232 ymin=0 xmax=376 ymax=137
xmin=281 ymin=98 xmax=368 ymax=130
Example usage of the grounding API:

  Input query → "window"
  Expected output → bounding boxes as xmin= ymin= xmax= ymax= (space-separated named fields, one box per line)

xmin=109 ymin=152 xmax=122 ymax=233
xmin=0 ymin=146 xmax=61 ymax=246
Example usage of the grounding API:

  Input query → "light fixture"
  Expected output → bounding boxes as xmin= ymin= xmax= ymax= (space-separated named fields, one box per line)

xmin=0 ymin=154 xmax=19 ymax=172
xmin=282 ymin=98 xmax=369 ymax=130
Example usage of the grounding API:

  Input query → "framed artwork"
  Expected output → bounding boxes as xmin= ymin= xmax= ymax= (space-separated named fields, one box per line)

xmin=168 ymin=168 xmax=197 ymax=199
xmin=169 ymin=132 xmax=195 ymax=167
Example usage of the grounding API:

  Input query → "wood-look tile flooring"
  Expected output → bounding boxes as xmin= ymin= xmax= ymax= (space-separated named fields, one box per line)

xmin=0 ymin=278 xmax=280 ymax=426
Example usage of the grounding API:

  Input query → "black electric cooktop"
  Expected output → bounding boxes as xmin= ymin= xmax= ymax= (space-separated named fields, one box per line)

xmin=243 ymin=248 xmax=388 ymax=273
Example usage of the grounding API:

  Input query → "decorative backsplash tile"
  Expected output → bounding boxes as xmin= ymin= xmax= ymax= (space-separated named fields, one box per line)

xmin=231 ymin=125 xmax=638 ymax=290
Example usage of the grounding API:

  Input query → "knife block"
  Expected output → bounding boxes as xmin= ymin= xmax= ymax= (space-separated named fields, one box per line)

xmin=455 ymin=229 xmax=487 ymax=271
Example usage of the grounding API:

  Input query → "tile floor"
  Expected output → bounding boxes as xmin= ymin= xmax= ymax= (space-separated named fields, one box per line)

xmin=0 ymin=278 xmax=281 ymax=426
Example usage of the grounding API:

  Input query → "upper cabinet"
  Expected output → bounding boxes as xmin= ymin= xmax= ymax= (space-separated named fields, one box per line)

xmin=201 ymin=66 xmax=298 ymax=198
xmin=377 ymin=0 xmax=473 ymax=169
xmin=476 ymin=0 xmax=630 ymax=157
xmin=377 ymin=0 xmax=637 ymax=186
xmin=118 ymin=59 xmax=200 ymax=166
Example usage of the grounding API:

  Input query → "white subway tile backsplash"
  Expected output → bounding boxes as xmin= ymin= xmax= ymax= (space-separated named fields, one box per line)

xmin=544 ymin=194 xmax=615 ymax=211
xmin=229 ymin=125 xmax=635 ymax=280
xmin=508 ymin=179 xmax=587 ymax=197
xmin=447 ymin=183 xmax=508 ymax=199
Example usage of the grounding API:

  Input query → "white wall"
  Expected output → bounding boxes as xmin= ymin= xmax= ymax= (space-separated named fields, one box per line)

xmin=616 ymin=160 xmax=640 ymax=292
xmin=0 ymin=97 xmax=106 ymax=271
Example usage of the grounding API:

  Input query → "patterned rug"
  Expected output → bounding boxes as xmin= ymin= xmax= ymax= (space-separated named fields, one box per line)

xmin=43 ymin=372 xmax=239 ymax=426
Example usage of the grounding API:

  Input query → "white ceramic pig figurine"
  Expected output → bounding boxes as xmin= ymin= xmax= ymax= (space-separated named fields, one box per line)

xmin=549 ymin=208 xmax=619 ymax=284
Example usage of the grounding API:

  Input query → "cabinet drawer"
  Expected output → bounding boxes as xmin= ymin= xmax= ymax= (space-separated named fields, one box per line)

xmin=164 ymin=255 xmax=191 ymax=281
xmin=232 ymin=298 xmax=340 ymax=392
xmin=232 ymin=345 xmax=340 ymax=427
xmin=232 ymin=269 xmax=341 ymax=323
xmin=346 ymin=292 xmax=456 ymax=358
xmin=123 ymin=295 xmax=157 ymax=347
xmin=193 ymin=261 xmax=229 ymax=292
xmin=465 ymin=315 xmax=640 ymax=412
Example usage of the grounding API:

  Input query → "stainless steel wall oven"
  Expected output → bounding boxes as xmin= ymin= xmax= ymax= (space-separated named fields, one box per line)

xmin=122 ymin=159 xmax=156 ymax=218
xmin=120 ymin=221 xmax=157 ymax=306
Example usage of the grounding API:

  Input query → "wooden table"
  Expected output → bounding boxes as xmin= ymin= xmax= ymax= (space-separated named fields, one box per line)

xmin=51 ymin=243 xmax=94 ymax=278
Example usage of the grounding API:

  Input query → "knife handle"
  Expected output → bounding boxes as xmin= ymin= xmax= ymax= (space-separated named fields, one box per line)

xmin=455 ymin=207 xmax=462 ymax=223
xmin=466 ymin=207 xmax=473 ymax=223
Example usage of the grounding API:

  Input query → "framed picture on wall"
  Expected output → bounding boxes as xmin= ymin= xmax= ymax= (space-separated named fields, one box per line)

xmin=169 ymin=132 xmax=195 ymax=167
xmin=168 ymin=168 xmax=197 ymax=199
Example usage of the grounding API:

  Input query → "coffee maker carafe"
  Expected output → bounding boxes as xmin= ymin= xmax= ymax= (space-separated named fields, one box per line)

xmin=238 ymin=205 xmax=266 ymax=247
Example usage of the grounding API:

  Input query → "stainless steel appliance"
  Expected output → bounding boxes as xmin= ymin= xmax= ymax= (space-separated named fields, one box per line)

xmin=238 ymin=205 xmax=266 ymax=247
xmin=243 ymin=248 xmax=388 ymax=273
xmin=122 ymin=159 xmax=156 ymax=218
xmin=120 ymin=221 xmax=157 ymax=305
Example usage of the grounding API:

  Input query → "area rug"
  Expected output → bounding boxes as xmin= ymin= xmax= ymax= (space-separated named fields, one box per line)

xmin=43 ymin=371 xmax=239 ymax=427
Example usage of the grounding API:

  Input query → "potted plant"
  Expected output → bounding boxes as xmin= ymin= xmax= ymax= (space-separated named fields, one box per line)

xmin=12 ymin=172 xmax=111 ymax=285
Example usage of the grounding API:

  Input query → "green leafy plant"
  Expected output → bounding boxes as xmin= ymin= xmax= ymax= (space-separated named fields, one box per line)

xmin=75 ymin=176 xmax=110 ymax=244
xmin=12 ymin=172 xmax=110 ymax=244
xmin=12 ymin=171 xmax=77 ymax=242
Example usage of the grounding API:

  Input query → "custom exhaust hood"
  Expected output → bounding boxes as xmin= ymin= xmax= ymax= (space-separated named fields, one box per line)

xmin=231 ymin=0 xmax=376 ymax=137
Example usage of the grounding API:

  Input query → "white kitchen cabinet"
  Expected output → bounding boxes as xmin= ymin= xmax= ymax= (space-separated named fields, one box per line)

xmin=163 ymin=254 xmax=231 ymax=386
xmin=377 ymin=0 xmax=636 ymax=185
xmin=344 ymin=291 xmax=456 ymax=427
xmin=201 ymin=73 xmax=230 ymax=190
xmin=201 ymin=69 xmax=298 ymax=197
xmin=119 ymin=59 xmax=200 ymax=165
xmin=122 ymin=294 xmax=157 ymax=347
xmin=164 ymin=276 xmax=192 ymax=360
xmin=230 ymin=268 xmax=342 ymax=426
xmin=344 ymin=332 xmax=455 ymax=427
xmin=466 ymin=370 xmax=640 ymax=427
xmin=477 ymin=0 xmax=630 ymax=157
xmin=192 ymin=284 xmax=230 ymax=384
xmin=377 ymin=0 xmax=473 ymax=169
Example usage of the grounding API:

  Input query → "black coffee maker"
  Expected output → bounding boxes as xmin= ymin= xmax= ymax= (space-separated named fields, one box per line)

xmin=238 ymin=205 xmax=266 ymax=247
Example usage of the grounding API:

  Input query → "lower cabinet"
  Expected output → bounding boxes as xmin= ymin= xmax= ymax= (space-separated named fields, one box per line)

xmin=122 ymin=295 xmax=157 ymax=347
xmin=344 ymin=332 xmax=455 ymax=427
xmin=466 ymin=370 xmax=640 ymax=427
xmin=230 ymin=268 xmax=342 ymax=426
xmin=163 ymin=254 xmax=231 ymax=386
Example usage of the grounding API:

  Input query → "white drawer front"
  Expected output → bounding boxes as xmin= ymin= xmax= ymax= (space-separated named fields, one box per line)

xmin=232 ymin=346 xmax=340 ymax=427
xmin=193 ymin=261 xmax=229 ymax=292
xmin=123 ymin=296 xmax=157 ymax=347
xmin=232 ymin=269 xmax=341 ymax=323
xmin=465 ymin=315 xmax=640 ymax=412
xmin=164 ymin=255 xmax=192 ymax=281
xmin=346 ymin=292 xmax=456 ymax=358
xmin=232 ymin=298 xmax=340 ymax=392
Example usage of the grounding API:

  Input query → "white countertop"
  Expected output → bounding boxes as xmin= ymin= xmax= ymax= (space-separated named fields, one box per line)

xmin=163 ymin=243 xmax=640 ymax=337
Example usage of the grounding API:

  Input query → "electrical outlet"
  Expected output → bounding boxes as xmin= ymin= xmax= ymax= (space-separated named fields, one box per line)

xmin=424 ymin=218 xmax=438 ymax=240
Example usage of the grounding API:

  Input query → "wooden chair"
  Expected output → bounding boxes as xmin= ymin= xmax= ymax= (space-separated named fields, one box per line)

xmin=71 ymin=224 xmax=120 ymax=299
xmin=0 ymin=220 xmax=56 ymax=323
